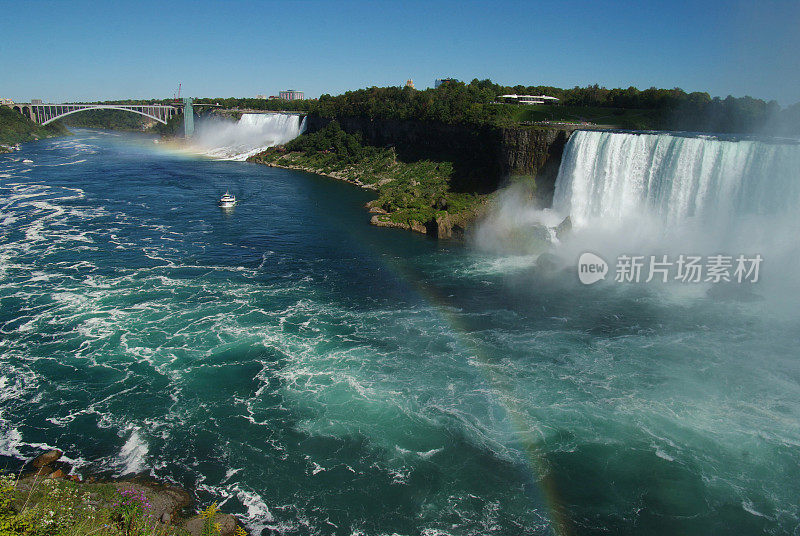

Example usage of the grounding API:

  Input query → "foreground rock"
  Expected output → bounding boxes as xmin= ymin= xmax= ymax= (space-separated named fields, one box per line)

xmin=184 ymin=511 xmax=239 ymax=536
xmin=12 ymin=448 xmax=246 ymax=536
xmin=432 ymin=208 xmax=486 ymax=240
xmin=370 ymin=214 xmax=427 ymax=234
xmin=554 ymin=216 xmax=572 ymax=240
xmin=31 ymin=449 xmax=62 ymax=468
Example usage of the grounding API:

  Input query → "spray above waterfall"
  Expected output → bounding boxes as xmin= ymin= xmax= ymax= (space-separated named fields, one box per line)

xmin=189 ymin=113 xmax=306 ymax=161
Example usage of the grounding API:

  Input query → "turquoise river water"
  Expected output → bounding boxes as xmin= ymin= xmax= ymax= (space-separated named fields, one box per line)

xmin=0 ymin=129 xmax=798 ymax=535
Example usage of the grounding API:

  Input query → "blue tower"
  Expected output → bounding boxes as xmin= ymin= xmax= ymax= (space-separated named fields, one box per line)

xmin=183 ymin=97 xmax=194 ymax=138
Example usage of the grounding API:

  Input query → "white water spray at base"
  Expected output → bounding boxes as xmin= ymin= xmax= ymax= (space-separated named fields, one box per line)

xmin=190 ymin=113 xmax=306 ymax=161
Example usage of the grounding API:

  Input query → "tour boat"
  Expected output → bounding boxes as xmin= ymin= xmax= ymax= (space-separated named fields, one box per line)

xmin=218 ymin=191 xmax=236 ymax=208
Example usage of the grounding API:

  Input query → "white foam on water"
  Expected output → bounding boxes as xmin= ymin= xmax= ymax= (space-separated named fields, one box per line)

xmin=40 ymin=159 xmax=87 ymax=167
xmin=116 ymin=428 xmax=149 ymax=475
xmin=0 ymin=417 xmax=23 ymax=459
xmin=0 ymin=370 xmax=90 ymax=472
xmin=459 ymin=254 xmax=540 ymax=276
xmin=742 ymin=500 xmax=769 ymax=519
xmin=213 ymin=484 xmax=275 ymax=535
xmin=654 ymin=448 xmax=674 ymax=462
xmin=395 ymin=446 xmax=444 ymax=459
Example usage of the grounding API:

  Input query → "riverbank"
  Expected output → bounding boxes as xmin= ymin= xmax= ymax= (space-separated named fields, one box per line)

xmin=1 ymin=449 xmax=245 ymax=536
xmin=0 ymin=107 xmax=70 ymax=146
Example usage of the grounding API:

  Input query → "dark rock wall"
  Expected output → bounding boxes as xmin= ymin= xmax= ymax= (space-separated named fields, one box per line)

xmin=304 ymin=115 xmax=575 ymax=205
xmin=498 ymin=127 xmax=573 ymax=204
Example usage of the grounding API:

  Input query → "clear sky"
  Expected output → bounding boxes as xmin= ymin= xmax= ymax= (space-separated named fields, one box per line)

xmin=2 ymin=0 xmax=799 ymax=105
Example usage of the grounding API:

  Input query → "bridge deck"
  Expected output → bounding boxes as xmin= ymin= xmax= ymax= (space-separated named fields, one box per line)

xmin=3 ymin=103 xmax=182 ymax=126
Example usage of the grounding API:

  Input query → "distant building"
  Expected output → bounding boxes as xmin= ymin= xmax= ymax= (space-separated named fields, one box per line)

xmin=279 ymin=90 xmax=304 ymax=101
xmin=255 ymin=94 xmax=267 ymax=99
xmin=405 ymin=79 xmax=415 ymax=89
xmin=0 ymin=98 xmax=13 ymax=105
xmin=435 ymin=78 xmax=458 ymax=88
xmin=31 ymin=99 xmax=43 ymax=105
xmin=496 ymin=94 xmax=559 ymax=105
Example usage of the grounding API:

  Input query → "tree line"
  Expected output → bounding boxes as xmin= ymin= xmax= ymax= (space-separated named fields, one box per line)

xmin=94 ymin=79 xmax=800 ymax=135
xmin=306 ymin=79 xmax=798 ymax=134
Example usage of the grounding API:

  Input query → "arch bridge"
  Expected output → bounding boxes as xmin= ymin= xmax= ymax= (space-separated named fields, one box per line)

xmin=8 ymin=103 xmax=182 ymax=126
xmin=4 ymin=99 xmax=202 ymax=137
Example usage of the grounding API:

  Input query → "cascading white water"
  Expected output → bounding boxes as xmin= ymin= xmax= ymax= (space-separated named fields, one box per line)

xmin=547 ymin=130 xmax=800 ymax=282
xmin=553 ymin=130 xmax=800 ymax=231
xmin=474 ymin=129 xmax=800 ymax=297
xmin=190 ymin=113 xmax=306 ymax=161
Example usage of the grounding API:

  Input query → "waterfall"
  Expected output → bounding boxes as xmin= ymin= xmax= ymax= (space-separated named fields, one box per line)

xmin=543 ymin=130 xmax=800 ymax=293
xmin=552 ymin=130 xmax=800 ymax=231
xmin=474 ymin=129 xmax=800 ymax=293
xmin=190 ymin=113 xmax=306 ymax=161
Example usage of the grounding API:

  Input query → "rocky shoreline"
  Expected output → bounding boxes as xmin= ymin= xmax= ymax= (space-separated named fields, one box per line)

xmin=7 ymin=449 xmax=246 ymax=536
xmin=365 ymin=198 xmax=487 ymax=239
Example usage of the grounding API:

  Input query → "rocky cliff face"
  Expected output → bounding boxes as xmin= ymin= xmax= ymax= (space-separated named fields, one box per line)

xmin=498 ymin=127 xmax=573 ymax=205
xmin=304 ymin=115 xmax=574 ymax=206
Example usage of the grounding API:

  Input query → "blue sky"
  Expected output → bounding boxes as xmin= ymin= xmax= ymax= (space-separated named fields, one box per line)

xmin=2 ymin=0 xmax=799 ymax=105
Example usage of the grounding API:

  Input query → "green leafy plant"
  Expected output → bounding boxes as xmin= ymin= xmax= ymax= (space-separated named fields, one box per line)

xmin=114 ymin=488 xmax=151 ymax=536
xmin=0 ymin=474 xmax=31 ymax=536
xmin=200 ymin=503 xmax=221 ymax=536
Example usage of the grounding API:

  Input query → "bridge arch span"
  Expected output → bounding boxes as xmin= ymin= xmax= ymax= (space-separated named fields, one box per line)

xmin=41 ymin=105 xmax=173 ymax=126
